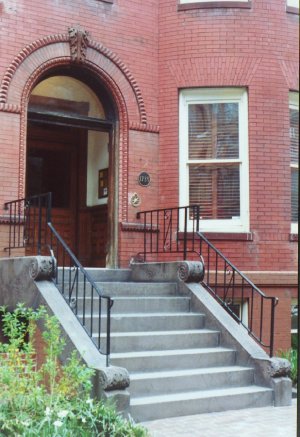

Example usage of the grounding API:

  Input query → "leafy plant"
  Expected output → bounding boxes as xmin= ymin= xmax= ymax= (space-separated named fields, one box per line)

xmin=0 ymin=303 xmax=148 ymax=436
xmin=277 ymin=348 xmax=298 ymax=386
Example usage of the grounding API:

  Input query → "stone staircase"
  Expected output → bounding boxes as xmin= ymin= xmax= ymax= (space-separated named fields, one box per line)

xmin=75 ymin=269 xmax=273 ymax=422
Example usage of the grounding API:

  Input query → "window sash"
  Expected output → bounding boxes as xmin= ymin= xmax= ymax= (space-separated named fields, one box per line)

xmin=189 ymin=163 xmax=241 ymax=220
xmin=188 ymin=102 xmax=239 ymax=160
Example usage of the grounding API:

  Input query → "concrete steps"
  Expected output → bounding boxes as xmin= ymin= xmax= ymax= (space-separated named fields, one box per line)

xmin=130 ymin=386 xmax=273 ymax=422
xmin=110 ymin=347 xmax=237 ymax=372
xmin=129 ymin=366 xmax=255 ymax=395
xmin=75 ymin=295 xmax=191 ymax=313
xmin=78 ymin=312 xmax=205 ymax=332
xmin=65 ymin=270 xmax=273 ymax=421
xmin=98 ymin=329 xmax=220 ymax=353
xmin=77 ymin=281 xmax=180 ymax=297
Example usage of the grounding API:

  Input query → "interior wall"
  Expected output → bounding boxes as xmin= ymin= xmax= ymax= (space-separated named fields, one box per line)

xmin=86 ymin=131 xmax=109 ymax=207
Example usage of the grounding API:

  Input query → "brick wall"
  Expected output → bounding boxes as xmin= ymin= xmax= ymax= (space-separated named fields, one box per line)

xmin=157 ymin=0 xmax=298 ymax=273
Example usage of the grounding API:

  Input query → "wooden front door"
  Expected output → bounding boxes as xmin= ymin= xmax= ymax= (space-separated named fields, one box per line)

xmin=26 ymin=122 xmax=111 ymax=267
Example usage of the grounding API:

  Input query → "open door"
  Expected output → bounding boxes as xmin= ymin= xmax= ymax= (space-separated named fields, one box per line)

xmin=26 ymin=75 xmax=115 ymax=267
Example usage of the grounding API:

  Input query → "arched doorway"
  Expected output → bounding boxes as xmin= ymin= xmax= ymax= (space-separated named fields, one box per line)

xmin=26 ymin=71 xmax=118 ymax=267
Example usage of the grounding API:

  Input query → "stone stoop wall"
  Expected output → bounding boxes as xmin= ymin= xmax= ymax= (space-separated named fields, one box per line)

xmin=130 ymin=260 xmax=292 ymax=407
xmin=0 ymin=256 xmax=130 ymax=413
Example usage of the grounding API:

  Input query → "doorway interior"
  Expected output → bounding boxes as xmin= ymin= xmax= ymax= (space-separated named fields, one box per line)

xmin=26 ymin=75 xmax=116 ymax=267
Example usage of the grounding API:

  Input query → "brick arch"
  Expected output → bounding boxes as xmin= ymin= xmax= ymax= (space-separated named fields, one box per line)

xmin=0 ymin=30 xmax=146 ymax=125
xmin=19 ymin=56 xmax=130 ymax=222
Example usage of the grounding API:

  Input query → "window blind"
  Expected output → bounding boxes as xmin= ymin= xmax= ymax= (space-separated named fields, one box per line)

xmin=188 ymin=103 xmax=239 ymax=160
xmin=290 ymin=109 xmax=299 ymax=164
xmin=189 ymin=165 xmax=240 ymax=219
xmin=291 ymin=169 xmax=298 ymax=223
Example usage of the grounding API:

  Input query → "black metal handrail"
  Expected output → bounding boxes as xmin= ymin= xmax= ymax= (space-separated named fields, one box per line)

xmin=137 ymin=205 xmax=278 ymax=356
xmin=4 ymin=193 xmax=112 ymax=365
xmin=197 ymin=231 xmax=278 ymax=357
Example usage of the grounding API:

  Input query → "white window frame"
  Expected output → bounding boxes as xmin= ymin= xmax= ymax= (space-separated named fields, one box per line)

xmin=179 ymin=88 xmax=249 ymax=233
xmin=290 ymin=91 xmax=299 ymax=234
xmin=287 ymin=0 xmax=299 ymax=9
xmin=180 ymin=0 xmax=249 ymax=2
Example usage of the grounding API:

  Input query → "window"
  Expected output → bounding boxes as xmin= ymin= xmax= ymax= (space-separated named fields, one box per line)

xmin=291 ymin=298 xmax=298 ymax=349
xmin=179 ymin=88 xmax=249 ymax=232
xmin=227 ymin=299 xmax=248 ymax=327
xmin=178 ymin=0 xmax=251 ymax=10
xmin=290 ymin=92 xmax=299 ymax=234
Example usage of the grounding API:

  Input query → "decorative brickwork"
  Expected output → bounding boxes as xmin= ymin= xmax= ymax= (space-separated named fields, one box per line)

xmin=0 ymin=29 xmax=147 ymax=125
xmin=0 ymin=33 xmax=69 ymax=104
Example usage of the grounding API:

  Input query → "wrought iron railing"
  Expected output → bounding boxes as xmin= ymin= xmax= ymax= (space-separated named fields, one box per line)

xmin=137 ymin=205 xmax=278 ymax=356
xmin=4 ymin=193 xmax=112 ymax=365
xmin=197 ymin=232 xmax=278 ymax=357
xmin=136 ymin=205 xmax=201 ymax=260
xmin=4 ymin=193 xmax=52 ymax=256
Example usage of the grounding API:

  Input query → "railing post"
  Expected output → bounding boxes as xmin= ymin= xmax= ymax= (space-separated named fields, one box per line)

xmin=106 ymin=299 xmax=112 ymax=367
xmin=37 ymin=196 xmax=42 ymax=255
xmin=47 ymin=192 xmax=52 ymax=223
xmin=195 ymin=205 xmax=200 ymax=232
xmin=46 ymin=192 xmax=52 ymax=250
xmin=270 ymin=297 xmax=276 ymax=357
xmin=183 ymin=206 xmax=188 ymax=260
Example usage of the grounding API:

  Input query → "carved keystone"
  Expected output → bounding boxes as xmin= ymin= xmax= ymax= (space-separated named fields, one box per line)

xmin=68 ymin=25 xmax=90 ymax=63
xmin=29 ymin=256 xmax=57 ymax=281
xmin=269 ymin=357 xmax=291 ymax=378
xmin=177 ymin=260 xmax=205 ymax=283
xmin=98 ymin=366 xmax=130 ymax=391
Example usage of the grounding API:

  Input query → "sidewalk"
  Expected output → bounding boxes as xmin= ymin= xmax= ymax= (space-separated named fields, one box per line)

xmin=142 ymin=399 xmax=297 ymax=437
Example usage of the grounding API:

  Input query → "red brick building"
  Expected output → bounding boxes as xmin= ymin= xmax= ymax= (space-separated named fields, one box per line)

xmin=0 ymin=0 xmax=298 ymax=352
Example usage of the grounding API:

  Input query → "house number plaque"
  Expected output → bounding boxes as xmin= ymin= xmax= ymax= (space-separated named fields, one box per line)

xmin=138 ymin=172 xmax=151 ymax=187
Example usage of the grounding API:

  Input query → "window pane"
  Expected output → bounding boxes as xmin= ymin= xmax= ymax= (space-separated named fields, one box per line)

xmin=291 ymin=168 xmax=298 ymax=223
xmin=189 ymin=103 xmax=239 ymax=160
xmin=290 ymin=108 xmax=299 ymax=164
xmin=189 ymin=164 xmax=240 ymax=219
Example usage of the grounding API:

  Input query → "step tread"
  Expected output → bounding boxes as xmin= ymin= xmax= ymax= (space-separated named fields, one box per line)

xmin=130 ymin=366 xmax=253 ymax=380
xmin=77 ymin=312 xmax=204 ymax=318
xmin=130 ymin=385 xmax=273 ymax=406
xmin=110 ymin=346 xmax=235 ymax=359
xmin=97 ymin=329 xmax=219 ymax=338
xmin=76 ymin=296 xmax=189 ymax=301
xmin=111 ymin=296 xmax=189 ymax=300
xmin=94 ymin=281 xmax=178 ymax=286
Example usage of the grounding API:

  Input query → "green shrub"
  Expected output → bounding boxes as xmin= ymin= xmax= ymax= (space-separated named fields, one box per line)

xmin=0 ymin=303 xmax=148 ymax=437
xmin=277 ymin=348 xmax=298 ymax=386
